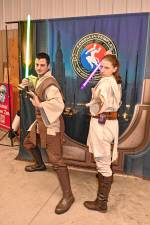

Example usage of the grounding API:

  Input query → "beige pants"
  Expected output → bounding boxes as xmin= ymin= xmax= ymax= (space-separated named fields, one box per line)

xmin=87 ymin=118 xmax=117 ymax=177
xmin=95 ymin=141 xmax=112 ymax=177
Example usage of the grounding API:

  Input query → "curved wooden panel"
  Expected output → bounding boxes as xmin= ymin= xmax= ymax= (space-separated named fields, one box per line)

xmin=62 ymin=104 xmax=150 ymax=174
xmin=63 ymin=133 xmax=95 ymax=169
xmin=113 ymin=104 xmax=150 ymax=173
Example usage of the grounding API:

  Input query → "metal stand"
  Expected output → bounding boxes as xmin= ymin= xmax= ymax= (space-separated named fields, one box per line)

xmin=0 ymin=130 xmax=8 ymax=140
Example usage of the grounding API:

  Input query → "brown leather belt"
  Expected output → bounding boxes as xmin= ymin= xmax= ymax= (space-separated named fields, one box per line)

xmin=91 ymin=112 xmax=118 ymax=120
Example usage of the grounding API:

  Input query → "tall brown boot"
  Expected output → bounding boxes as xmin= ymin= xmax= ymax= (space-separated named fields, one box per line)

xmin=54 ymin=166 xmax=75 ymax=214
xmin=25 ymin=148 xmax=46 ymax=172
xmin=84 ymin=172 xmax=113 ymax=212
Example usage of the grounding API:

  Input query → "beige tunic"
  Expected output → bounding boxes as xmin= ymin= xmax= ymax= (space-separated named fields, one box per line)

xmin=28 ymin=72 xmax=64 ymax=135
xmin=87 ymin=76 xmax=122 ymax=162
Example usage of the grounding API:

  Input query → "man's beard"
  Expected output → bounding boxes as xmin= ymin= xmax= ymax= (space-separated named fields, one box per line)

xmin=37 ymin=69 xmax=49 ymax=77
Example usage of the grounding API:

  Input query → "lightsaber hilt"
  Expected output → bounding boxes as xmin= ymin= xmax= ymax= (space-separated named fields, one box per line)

xmin=80 ymin=63 xmax=101 ymax=90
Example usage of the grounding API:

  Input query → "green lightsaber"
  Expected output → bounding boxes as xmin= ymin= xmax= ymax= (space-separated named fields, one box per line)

xmin=25 ymin=14 xmax=31 ymax=78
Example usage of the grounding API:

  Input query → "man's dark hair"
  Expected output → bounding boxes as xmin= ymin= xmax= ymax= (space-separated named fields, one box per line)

xmin=36 ymin=52 xmax=50 ymax=65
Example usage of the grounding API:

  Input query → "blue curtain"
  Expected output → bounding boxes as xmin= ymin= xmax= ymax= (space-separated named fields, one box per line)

xmin=18 ymin=13 xmax=149 ymax=163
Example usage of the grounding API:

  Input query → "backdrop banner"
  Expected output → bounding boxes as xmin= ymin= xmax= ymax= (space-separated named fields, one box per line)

xmin=17 ymin=13 xmax=150 ymax=175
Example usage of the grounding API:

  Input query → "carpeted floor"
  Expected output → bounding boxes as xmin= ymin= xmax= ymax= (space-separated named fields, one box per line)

xmin=0 ymin=132 xmax=150 ymax=225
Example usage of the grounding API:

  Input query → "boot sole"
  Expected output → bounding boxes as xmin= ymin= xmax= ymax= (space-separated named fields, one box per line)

xmin=55 ymin=197 xmax=75 ymax=214
xmin=25 ymin=166 xmax=47 ymax=172
xmin=83 ymin=202 xmax=107 ymax=213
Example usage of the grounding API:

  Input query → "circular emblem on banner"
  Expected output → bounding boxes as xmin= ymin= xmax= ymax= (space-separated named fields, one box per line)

xmin=71 ymin=33 xmax=118 ymax=81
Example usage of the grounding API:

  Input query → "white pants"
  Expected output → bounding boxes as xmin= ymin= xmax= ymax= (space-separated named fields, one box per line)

xmin=87 ymin=118 xmax=118 ymax=177
xmin=95 ymin=140 xmax=112 ymax=177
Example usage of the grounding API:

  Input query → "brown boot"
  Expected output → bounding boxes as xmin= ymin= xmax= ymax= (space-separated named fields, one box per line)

xmin=84 ymin=172 xmax=113 ymax=212
xmin=54 ymin=166 xmax=75 ymax=214
xmin=25 ymin=148 xmax=46 ymax=172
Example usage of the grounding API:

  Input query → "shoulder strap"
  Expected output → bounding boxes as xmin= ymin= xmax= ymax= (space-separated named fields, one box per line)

xmin=35 ymin=76 xmax=64 ymax=101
